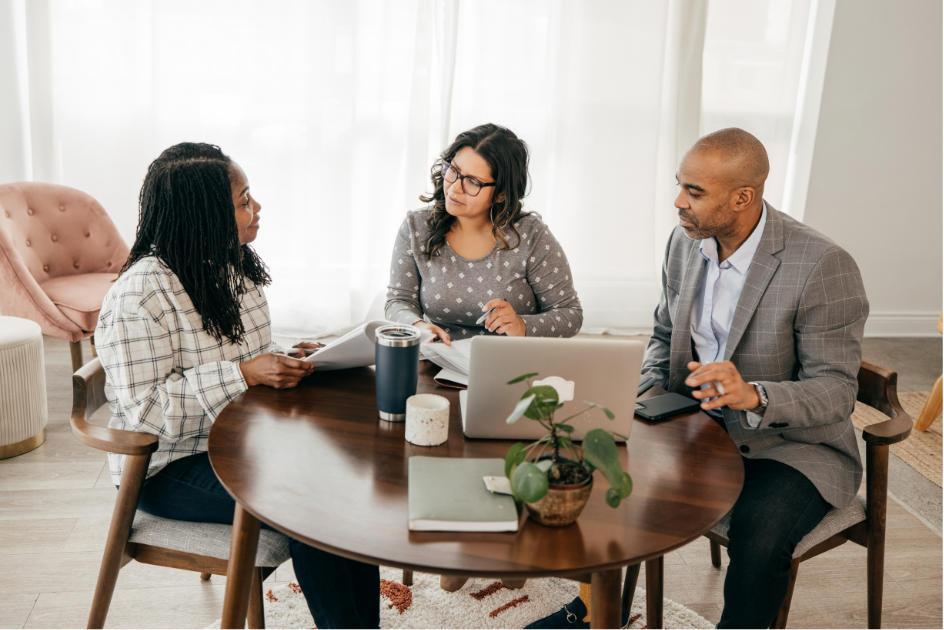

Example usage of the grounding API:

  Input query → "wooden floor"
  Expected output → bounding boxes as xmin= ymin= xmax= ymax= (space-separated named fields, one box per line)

xmin=0 ymin=336 xmax=940 ymax=629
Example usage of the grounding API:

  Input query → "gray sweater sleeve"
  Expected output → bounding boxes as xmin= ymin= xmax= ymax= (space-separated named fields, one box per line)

xmin=519 ymin=222 xmax=583 ymax=337
xmin=384 ymin=216 xmax=424 ymax=325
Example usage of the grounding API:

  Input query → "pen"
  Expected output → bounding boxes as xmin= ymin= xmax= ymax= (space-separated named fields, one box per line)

xmin=475 ymin=307 xmax=498 ymax=326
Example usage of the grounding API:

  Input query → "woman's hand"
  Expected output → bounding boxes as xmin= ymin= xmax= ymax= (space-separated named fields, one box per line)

xmin=240 ymin=353 xmax=314 ymax=389
xmin=482 ymin=299 xmax=526 ymax=337
xmin=414 ymin=321 xmax=451 ymax=346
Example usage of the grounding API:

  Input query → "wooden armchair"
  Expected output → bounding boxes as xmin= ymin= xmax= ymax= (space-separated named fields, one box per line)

xmin=71 ymin=358 xmax=291 ymax=628
xmin=704 ymin=360 xmax=912 ymax=629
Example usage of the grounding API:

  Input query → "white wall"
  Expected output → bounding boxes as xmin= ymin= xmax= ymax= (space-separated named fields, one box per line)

xmin=803 ymin=0 xmax=943 ymax=336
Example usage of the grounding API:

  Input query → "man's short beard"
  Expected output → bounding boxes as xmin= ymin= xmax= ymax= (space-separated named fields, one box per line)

xmin=679 ymin=203 xmax=730 ymax=240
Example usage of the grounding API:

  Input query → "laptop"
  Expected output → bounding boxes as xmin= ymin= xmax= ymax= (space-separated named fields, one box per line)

xmin=459 ymin=337 xmax=645 ymax=441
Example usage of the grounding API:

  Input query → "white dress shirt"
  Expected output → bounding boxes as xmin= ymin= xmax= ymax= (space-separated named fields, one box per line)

xmin=691 ymin=204 xmax=767 ymax=426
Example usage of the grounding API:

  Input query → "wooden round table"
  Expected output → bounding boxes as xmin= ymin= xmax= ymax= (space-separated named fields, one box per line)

xmin=209 ymin=363 xmax=744 ymax=628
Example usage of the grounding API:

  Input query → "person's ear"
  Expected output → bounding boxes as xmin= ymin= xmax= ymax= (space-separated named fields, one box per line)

xmin=496 ymin=194 xmax=505 ymax=203
xmin=733 ymin=187 xmax=755 ymax=211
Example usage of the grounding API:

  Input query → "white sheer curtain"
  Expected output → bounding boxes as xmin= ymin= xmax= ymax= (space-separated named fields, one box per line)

xmin=701 ymin=0 xmax=813 ymax=211
xmin=0 ymin=0 xmax=816 ymax=337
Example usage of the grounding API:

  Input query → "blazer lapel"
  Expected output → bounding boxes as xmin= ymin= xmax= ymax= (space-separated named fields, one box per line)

xmin=724 ymin=203 xmax=785 ymax=361
xmin=669 ymin=243 xmax=707 ymax=391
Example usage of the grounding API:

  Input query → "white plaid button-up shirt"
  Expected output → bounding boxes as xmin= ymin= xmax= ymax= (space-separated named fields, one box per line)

xmin=96 ymin=256 xmax=279 ymax=486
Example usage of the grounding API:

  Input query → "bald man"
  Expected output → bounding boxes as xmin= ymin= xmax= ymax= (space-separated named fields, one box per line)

xmin=643 ymin=128 xmax=868 ymax=628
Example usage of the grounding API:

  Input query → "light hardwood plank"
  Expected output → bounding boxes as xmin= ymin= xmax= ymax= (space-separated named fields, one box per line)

xmin=60 ymin=517 xmax=111 ymax=554
xmin=0 ymin=593 xmax=39 ymax=629
xmin=94 ymin=465 xmax=115 ymax=489
xmin=25 ymin=583 xmax=227 ymax=629
xmin=0 ymin=488 xmax=117 ymax=522
xmin=0 ymin=462 xmax=105 ymax=492
xmin=683 ymin=602 xmax=722 ymax=625
xmin=0 ymin=551 xmax=231 ymax=595
xmin=0 ymin=518 xmax=76 ymax=555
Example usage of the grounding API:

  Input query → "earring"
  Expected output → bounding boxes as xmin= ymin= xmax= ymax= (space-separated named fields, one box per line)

xmin=490 ymin=206 xmax=496 ymax=224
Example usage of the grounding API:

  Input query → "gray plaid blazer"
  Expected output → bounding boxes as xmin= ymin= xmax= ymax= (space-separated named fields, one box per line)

xmin=642 ymin=204 xmax=868 ymax=508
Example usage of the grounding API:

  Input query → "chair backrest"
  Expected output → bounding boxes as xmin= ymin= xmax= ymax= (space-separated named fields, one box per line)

xmin=0 ymin=182 xmax=129 ymax=288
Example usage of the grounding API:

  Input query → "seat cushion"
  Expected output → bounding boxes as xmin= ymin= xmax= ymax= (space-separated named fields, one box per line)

xmin=39 ymin=273 xmax=118 ymax=331
xmin=710 ymin=495 xmax=867 ymax=559
xmin=129 ymin=511 xmax=292 ymax=567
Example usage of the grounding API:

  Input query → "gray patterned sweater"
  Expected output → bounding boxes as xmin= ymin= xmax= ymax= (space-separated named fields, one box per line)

xmin=385 ymin=208 xmax=583 ymax=339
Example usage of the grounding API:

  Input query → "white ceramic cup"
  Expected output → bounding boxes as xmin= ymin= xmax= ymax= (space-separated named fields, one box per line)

xmin=405 ymin=394 xmax=450 ymax=446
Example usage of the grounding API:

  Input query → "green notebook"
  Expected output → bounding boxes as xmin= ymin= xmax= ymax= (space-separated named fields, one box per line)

xmin=408 ymin=457 xmax=519 ymax=532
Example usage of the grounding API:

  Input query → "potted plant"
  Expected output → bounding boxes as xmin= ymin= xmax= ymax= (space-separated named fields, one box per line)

xmin=504 ymin=373 xmax=632 ymax=527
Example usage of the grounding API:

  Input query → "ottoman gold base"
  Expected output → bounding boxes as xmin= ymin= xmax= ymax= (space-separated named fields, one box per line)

xmin=0 ymin=429 xmax=47 ymax=460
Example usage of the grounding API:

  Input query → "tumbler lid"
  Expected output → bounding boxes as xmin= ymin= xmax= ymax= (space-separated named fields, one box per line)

xmin=375 ymin=325 xmax=421 ymax=347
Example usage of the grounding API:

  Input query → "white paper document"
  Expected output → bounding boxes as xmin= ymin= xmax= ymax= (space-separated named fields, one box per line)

xmin=302 ymin=320 xmax=432 ymax=371
xmin=420 ymin=338 xmax=473 ymax=386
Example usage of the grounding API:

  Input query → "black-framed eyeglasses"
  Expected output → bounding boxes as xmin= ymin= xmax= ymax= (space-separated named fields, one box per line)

xmin=441 ymin=161 xmax=496 ymax=197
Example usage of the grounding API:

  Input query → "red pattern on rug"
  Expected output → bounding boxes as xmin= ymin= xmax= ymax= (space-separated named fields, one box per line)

xmin=470 ymin=581 xmax=506 ymax=600
xmin=380 ymin=579 xmax=413 ymax=614
xmin=489 ymin=595 xmax=530 ymax=618
xmin=265 ymin=589 xmax=278 ymax=603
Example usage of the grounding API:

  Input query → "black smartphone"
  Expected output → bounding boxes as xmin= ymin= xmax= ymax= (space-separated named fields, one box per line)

xmin=634 ymin=392 xmax=702 ymax=422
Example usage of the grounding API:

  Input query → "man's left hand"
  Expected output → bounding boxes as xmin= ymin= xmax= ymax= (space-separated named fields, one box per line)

xmin=685 ymin=361 xmax=760 ymax=411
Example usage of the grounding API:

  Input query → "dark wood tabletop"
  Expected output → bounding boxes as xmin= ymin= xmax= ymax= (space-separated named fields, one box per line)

xmin=209 ymin=362 xmax=744 ymax=628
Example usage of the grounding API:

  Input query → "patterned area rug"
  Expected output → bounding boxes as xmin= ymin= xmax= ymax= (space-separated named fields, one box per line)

xmin=206 ymin=567 xmax=715 ymax=629
xmin=851 ymin=391 xmax=942 ymax=487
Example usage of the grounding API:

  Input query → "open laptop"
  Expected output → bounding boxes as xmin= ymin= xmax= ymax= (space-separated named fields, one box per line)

xmin=459 ymin=337 xmax=645 ymax=441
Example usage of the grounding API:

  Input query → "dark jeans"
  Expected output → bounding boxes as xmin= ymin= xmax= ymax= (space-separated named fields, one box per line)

xmin=136 ymin=453 xmax=379 ymax=629
xmin=717 ymin=457 xmax=832 ymax=629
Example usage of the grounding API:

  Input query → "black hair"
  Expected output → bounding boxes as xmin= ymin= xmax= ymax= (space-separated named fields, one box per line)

xmin=420 ymin=123 xmax=530 ymax=260
xmin=119 ymin=142 xmax=271 ymax=344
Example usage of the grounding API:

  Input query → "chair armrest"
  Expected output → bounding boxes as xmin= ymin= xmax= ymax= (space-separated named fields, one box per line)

xmin=70 ymin=413 xmax=159 ymax=456
xmin=862 ymin=413 xmax=912 ymax=446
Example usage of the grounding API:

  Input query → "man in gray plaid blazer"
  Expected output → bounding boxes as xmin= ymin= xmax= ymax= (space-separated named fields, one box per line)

xmin=643 ymin=128 xmax=868 ymax=628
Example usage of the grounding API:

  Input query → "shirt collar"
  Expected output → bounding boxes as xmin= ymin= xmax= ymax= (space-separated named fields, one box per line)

xmin=698 ymin=202 xmax=767 ymax=273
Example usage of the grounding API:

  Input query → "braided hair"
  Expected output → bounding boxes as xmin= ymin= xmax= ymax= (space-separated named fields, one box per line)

xmin=120 ymin=142 xmax=271 ymax=344
xmin=420 ymin=123 xmax=530 ymax=260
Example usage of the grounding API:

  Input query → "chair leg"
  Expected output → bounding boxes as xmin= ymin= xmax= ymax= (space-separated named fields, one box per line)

xmin=710 ymin=540 xmax=723 ymax=568
xmin=87 ymin=454 xmax=150 ymax=629
xmin=622 ymin=563 xmax=641 ymax=614
xmin=501 ymin=578 xmax=527 ymax=589
xmin=90 ymin=334 xmax=98 ymax=357
xmin=771 ymin=559 xmax=799 ymax=629
xmin=401 ymin=569 xmax=413 ymax=586
xmin=70 ymin=340 xmax=84 ymax=373
xmin=867 ymin=443 xmax=890 ymax=629
xmin=248 ymin=567 xmax=266 ymax=629
xmin=200 ymin=572 xmax=212 ymax=581
xmin=915 ymin=374 xmax=943 ymax=431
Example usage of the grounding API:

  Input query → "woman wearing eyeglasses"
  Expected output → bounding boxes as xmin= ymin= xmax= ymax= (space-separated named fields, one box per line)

xmin=385 ymin=123 xmax=582 ymax=344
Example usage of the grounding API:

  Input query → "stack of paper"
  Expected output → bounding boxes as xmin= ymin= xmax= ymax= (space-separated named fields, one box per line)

xmin=420 ymin=338 xmax=473 ymax=387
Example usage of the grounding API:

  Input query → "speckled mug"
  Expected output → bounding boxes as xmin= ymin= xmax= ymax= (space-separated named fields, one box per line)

xmin=404 ymin=394 xmax=450 ymax=446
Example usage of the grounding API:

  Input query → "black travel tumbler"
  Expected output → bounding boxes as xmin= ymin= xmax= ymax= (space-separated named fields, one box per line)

xmin=374 ymin=324 xmax=421 ymax=421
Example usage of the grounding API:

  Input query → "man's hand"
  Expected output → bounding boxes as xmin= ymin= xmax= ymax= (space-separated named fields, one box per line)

xmin=240 ymin=353 xmax=314 ymax=389
xmin=482 ymin=299 xmax=526 ymax=337
xmin=685 ymin=361 xmax=760 ymax=411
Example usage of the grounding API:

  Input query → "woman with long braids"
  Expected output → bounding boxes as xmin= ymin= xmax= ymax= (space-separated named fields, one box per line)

xmin=385 ymin=123 xmax=583 ymax=344
xmin=96 ymin=142 xmax=379 ymax=628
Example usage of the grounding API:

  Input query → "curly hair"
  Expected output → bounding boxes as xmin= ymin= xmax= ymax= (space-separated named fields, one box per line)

xmin=420 ymin=123 xmax=530 ymax=260
xmin=119 ymin=142 xmax=271 ymax=344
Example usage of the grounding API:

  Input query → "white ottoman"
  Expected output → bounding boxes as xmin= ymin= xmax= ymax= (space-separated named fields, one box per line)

xmin=0 ymin=316 xmax=48 ymax=458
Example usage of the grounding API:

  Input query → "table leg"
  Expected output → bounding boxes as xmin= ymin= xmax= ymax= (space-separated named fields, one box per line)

xmin=646 ymin=556 xmax=664 ymax=629
xmin=221 ymin=504 xmax=261 ymax=629
xmin=590 ymin=569 xmax=621 ymax=629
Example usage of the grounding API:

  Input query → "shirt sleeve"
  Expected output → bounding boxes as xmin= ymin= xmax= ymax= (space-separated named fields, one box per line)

xmin=384 ymin=215 xmax=425 ymax=326
xmin=519 ymin=221 xmax=583 ymax=337
xmin=97 ymin=280 xmax=248 ymax=441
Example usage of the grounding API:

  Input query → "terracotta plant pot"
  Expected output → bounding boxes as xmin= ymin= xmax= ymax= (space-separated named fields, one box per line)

xmin=524 ymin=475 xmax=594 ymax=527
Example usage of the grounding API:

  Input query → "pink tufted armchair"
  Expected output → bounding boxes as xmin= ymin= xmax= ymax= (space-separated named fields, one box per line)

xmin=0 ymin=183 xmax=129 ymax=371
